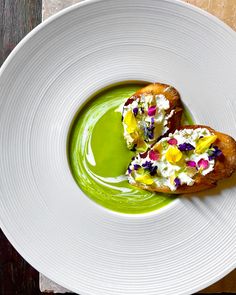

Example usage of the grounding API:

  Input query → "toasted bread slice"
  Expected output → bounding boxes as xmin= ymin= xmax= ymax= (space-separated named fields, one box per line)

xmin=122 ymin=83 xmax=183 ymax=151
xmin=127 ymin=125 xmax=236 ymax=194
xmin=174 ymin=125 xmax=236 ymax=193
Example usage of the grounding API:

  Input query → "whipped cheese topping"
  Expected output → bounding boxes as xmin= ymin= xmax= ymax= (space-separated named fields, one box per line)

xmin=122 ymin=93 xmax=172 ymax=151
xmin=127 ymin=128 xmax=222 ymax=191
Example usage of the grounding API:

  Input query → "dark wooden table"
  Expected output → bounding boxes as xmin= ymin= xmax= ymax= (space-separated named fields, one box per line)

xmin=0 ymin=0 xmax=235 ymax=294
xmin=0 ymin=2 xmax=43 ymax=293
xmin=0 ymin=2 xmax=42 ymax=292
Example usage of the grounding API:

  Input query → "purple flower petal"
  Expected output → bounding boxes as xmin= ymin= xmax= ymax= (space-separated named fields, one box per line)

xmin=148 ymin=131 xmax=154 ymax=139
xmin=133 ymin=107 xmax=138 ymax=116
xmin=174 ymin=177 xmax=181 ymax=187
xmin=186 ymin=160 xmax=196 ymax=168
xmin=142 ymin=161 xmax=157 ymax=176
xmin=178 ymin=143 xmax=195 ymax=151
xmin=142 ymin=161 xmax=152 ymax=168
xmin=146 ymin=124 xmax=155 ymax=140
xmin=150 ymin=165 xmax=157 ymax=176
xmin=143 ymin=124 xmax=155 ymax=140
xmin=216 ymin=149 xmax=222 ymax=157
xmin=148 ymin=106 xmax=156 ymax=116
xmin=208 ymin=145 xmax=223 ymax=160
xmin=133 ymin=164 xmax=141 ymax=170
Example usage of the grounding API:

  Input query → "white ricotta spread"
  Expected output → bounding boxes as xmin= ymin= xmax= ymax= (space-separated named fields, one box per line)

xmin=122 ymin=93 xmax=172 ymax=150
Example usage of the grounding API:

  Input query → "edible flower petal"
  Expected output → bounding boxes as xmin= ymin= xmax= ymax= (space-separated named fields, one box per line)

xmin=133 ymin=107 xmax=138 ymax=116
xmin=149 ymin=150 xmax=160 ymax=161
xmin=148 ymin=129 xmax=154 ymax=140
xmin=197 ymin=158 xmax=209 ymax=169
xmin=170 ymin=174 xmax=176 ymax=185
xmin=148 ymin=132 xmax=154 ymax=140
xmin=186 ymin=160 xmax=196 ymax=168
xmin=130 ymin=130 xmax=139 ymax=140
xmin=127 ymin=167 xmax=132 ymax=174
xmin=208 ymin=145 xmax=222 ymax=160
xmin=142 ymin=161 xmax=152 ymax=169
xmin=142 ymin=161 xmax=157 ymax=176
xmin=174 ymin=177 xmax=181 ymax=188
xmin=168 ymin=138 xmax=178 ymax=145
xmin=140 ymin=150 xmax=148 ymax=158
xmin=136 ymin=139 xmax=148 ymax=152
xmin=178 ymin=143 xmax=195 ymax=151
xmin=148 ymin=106 xmax=156 ymax=116
xmin=124 ymin=98 xmax=134 ymax=106
xmin=195 ymin=135 xmax=217 ymax=154
xmin=165 ymin=146 xmax=183 ymax=164
xmin=153 ymin=142 xmax=163 ymax=153
xmin=133 ymin=164 xmax=141 ymax=170
xmin=149 ymin=165 xmax=158 ymax=176
xmin=124 ymin=110 xmax=137 ymax=133
xmin=135 ymin=174 xmax=154 ymax=185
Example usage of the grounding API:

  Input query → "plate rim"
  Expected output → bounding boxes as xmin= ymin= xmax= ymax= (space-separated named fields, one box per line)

xmin=0 ymin=0 xmax=236 ymax=78
xmin=0 ymin=0 xmax=235 ymax=294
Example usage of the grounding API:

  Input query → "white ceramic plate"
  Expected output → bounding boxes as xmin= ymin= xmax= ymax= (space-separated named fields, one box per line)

xmin=0 ymin=0 xmax=236 ymax=294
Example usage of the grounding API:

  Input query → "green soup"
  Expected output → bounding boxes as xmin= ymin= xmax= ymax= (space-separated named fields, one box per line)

xmin=68 ymin=83 xmax=193 ymax=214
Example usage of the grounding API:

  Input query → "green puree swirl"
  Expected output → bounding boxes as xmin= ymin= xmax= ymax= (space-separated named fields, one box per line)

xmin=68 ymin=83 xmax=193 ymax=214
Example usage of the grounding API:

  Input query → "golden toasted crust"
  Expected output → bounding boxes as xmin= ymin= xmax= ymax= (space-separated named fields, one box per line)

xmin=133 ymin=125 xmax=236 ymax=194
xmin=132 ymin=83 xmax=183 ymax=133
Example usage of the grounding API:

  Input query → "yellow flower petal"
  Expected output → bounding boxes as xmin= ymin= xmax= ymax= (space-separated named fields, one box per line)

xmin=136 ymin=139 xmax=148 ymax=152
xmin=195 ymin=135 xmax=217 ymax=154
xmin=153 ymin=142 xmax=163 ymax=153
xmin=170 ymin=174 xmax=176 ymax=185
xmin=135 ymin=174 xmax=154 ymax=185
xmin=165 ymin=146 xmax=183 ymax=164
xmin=124 ymin=110 xmax=137 ymax=133
xmin=130 ymin=131 xmax=139 ymax=140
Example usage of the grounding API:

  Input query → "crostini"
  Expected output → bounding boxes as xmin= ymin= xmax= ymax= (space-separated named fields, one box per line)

xmin=127 ymin=125 xmax=236 ymax=194
xmin=122 ymin=83 xmax=183 ymax=151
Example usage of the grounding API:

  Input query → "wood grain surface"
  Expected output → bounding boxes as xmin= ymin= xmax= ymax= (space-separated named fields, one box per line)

xmin=0 ymin=229 xmax=41 ymax=295
xmin=0 ymin=0 xmax=42 ymax=65
xmin=185 ymin=0 xmax=236 ymax=31
xmin=0 ymin=0 xmax=235 ymax=294
xmin=0 ymin=2 xmax=42 ymax=294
